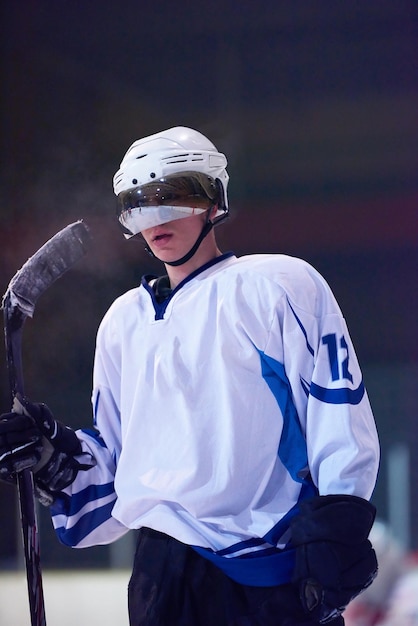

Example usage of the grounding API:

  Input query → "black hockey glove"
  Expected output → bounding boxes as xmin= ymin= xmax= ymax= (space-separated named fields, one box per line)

xmin=290 ymin=494 xmax=378 ymax=624
xmin=0 ymin=411 xmax=43 ymax=479
xmin=0 ymin=394 xmax=95 ymax=505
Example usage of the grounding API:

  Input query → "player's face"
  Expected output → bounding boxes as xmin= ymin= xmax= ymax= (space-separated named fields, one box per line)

xmin=141 ymin=210 xmax=209 ymax=265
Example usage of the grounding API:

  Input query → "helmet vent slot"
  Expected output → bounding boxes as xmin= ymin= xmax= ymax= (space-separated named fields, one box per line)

xmin=163 ymin=151 xmax=205 ymax=165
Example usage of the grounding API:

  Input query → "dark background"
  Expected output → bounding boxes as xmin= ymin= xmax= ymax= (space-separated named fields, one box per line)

xmin=0 ymin=0 xmax=417 ymax=569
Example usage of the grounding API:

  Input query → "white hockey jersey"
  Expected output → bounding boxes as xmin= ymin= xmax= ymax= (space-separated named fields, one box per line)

xmin=50 ymin=252 xmax=379 ymax=585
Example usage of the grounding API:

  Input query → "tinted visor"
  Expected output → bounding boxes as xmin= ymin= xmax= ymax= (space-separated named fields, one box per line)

xmin=117 ymin=174 xmax=216 ymax=235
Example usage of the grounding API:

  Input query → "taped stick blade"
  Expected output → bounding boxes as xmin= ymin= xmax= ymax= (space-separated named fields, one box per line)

xmin=2 ymin=220 xmax=92 ymax=318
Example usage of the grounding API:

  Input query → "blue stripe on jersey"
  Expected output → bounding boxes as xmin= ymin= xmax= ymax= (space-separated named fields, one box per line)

xmin=287 ymin=297 xmax=315 ymax=356
xmin=215 ymin=483 xmax=317 ymax=558
xmin=142 ymin=252 xmax=235 ymax=320
xmin=192 ymin=544 xmax=296 ymax=586
xmin=93 ymin=390 xmax=120 ymax=431
xmin=215 ymin=536 xmax=266 ymax=556
xmin=51 ymin=481 xmax=115 ymax=517
xmin=54 ymin=499 xmax=116 ymax=547
xmin=300 ymin=376 xmax=310 ymax=398
xmin=258 ymin=350 xmax=308 ymax=483
xmin=80 ymin=427 xmax=107 ymax=447
xmin=93 ymin=390 xmax=101 ymax=428
xmin=192 ymin=481 xmax=318 ymax=585
xmin=263 ymin=481 xmax=318 ymax=545
xmin=309 ymin=380 xmax=365 ymax=405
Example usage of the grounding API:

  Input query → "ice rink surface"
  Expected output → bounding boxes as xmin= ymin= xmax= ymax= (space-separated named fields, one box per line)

xmin=0 ymin=570 xmax=130 ymax=625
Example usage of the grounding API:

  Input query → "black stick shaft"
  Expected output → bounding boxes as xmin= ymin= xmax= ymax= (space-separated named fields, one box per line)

xmin=17 ymin=472 xmax=46 ymax=626
xmin=3 ymin=298 xmax=47 ymax=626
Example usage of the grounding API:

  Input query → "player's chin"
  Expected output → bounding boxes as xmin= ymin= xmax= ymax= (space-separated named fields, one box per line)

xmin=151 ymin=248 xmax=181 ymax=263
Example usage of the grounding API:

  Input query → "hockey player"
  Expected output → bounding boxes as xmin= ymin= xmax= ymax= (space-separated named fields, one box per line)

xmin=0 ymin=127 xmax=380 ymax=625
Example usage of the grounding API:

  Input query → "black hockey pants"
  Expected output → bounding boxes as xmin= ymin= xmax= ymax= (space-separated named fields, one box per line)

xmin=128 ymin=527 xmax=345 ymax=626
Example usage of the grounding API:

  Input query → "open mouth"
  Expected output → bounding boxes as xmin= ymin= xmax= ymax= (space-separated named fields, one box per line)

xmin=153 ymin=233 xmax=171 ymax=243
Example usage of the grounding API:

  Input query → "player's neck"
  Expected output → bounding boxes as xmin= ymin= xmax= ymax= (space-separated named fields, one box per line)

xmin=165 ymin=236 xmax=222 ymax=289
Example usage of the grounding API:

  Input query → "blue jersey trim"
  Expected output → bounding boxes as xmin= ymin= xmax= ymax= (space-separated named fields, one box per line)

xmin=51 ymin=481 xmax=115 ymax=517
xmin=287 ymin=297 xmax=315 ymax=356
xmin=80 ymin=427 xmax=107 ymax=447
xmin=263 ymin=481 xmax=318 ymax=545
xmin=54 ymin=499 xmax=116 ymax=547
xmin=310 ymin=381 xmax=365 ymax=405
xmin=192 ymin=484 xmax=318 ymax=586
xmin=142 ymin=252 xmax=235 ymax=320
xmin=192 ymin=544 xmax=296 ymax=586
xmin=258 ymin=350 xmax=308 ymax=483
xmin=216 ymin=536 xmax=266 ymax=556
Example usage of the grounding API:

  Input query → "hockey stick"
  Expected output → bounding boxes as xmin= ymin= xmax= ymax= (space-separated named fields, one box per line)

xmin=2 ymin=220 xmax=92 ymax=626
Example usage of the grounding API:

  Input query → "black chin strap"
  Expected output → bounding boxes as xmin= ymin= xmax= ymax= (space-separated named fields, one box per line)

xmin=144 ymin=216 xmax=214 ymax=267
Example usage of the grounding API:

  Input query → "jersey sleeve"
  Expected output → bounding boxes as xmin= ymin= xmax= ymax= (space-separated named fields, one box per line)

xmin=50 ymin=428 xmax=128 ymax=548
xmin=264 ymin=262 xmax=379 ymax=499
xmin=50 ymin=309 xmax=128 ymax=548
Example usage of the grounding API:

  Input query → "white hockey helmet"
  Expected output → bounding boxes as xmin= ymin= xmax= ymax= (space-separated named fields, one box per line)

xmin=113 ymin=126 xmax=229 ymax=237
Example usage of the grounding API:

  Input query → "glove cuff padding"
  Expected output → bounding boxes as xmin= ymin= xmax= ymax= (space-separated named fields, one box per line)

xmin=290 ymin=494 xmax=378 ymax=624
xmin=14 ymin=396 xmax=95 ymax=504
xmin=34 ymin=447 xmax=96 ymax=505
xmin=291 ymin=494 xmax=376 ymax=546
